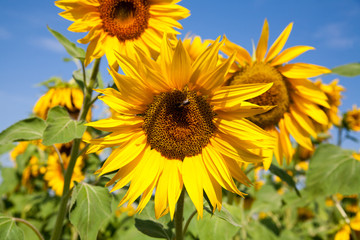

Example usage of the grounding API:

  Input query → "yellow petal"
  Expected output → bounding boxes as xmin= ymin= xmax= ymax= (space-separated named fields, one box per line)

xmin=278 ymin=118 xmax=294 ymax=164
xmin=265 ymin=22 xmax=293 ymax=62
xmin=222 ymin=35 xmax=252 ymax=65
xmin=210 ymin=83 xmax=273 ymax=105
xmin=182 ymin=154 xmax=204 ymax=218
xmin=289 ymin=106 xmax=317 ymax=138
xmin=268 ymin=127 xmax=283 ymax=165
xmin=256 ymin=19 xmax=269 ymax=62
xmin=283 ymin=113 xmax=313 ymax=150
xmin=270 ymin=46 xmax=314 ymax=66
xmin=278 ymin=63 xmax=331 ymax=78
xmin=170 ymin=40 xmax=192 ymax=89
xmin=292 ymin=93 xmax=329 ymax=125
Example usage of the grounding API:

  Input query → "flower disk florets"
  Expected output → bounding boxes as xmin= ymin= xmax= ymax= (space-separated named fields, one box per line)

xmin=99 ymin=0 xmax=150 ymax=41
xmin=143 ymin=88 xmax=216 ymax=160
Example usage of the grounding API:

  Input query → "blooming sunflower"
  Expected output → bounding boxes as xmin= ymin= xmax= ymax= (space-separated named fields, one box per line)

xmin=55 ymin=0 xmax=190 ymax=67
xmin=221 ymin=19 xmax=331 ymax=168
xmin=314 ymin=78 xmax=345 ymax=131
xmin=182 ymin=35 xmax=212 ymax=62
xmin=33 ymin=86 xmax=90 ymax=121
xmin=344 ymin=105 xmax=360 ymax=131
xmin=44 ymin=151 xmax=85 ymax=196
xmin=86 ymin=36 xmax=275 ymax=219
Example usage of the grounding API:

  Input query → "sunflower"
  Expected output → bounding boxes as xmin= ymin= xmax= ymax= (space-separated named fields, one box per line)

xmin=86 ymin=36 xmax=275 ymax=219
xmin=44 ymin=151 xmax=85 ymax=196
xmin=344 ymin=105 xmax=360 ymax=132
xmin=55 ymin=0 xmax=190 ymax=67
xmin=221 ymin=19 xmax=331 ymax=168
xmin=314 ymin=79 xmax=345 ymax=131
xmin=182 ymin=35 xmax=212 ymax=62
xmin=33 ymin=86 xmax=90 ymax=121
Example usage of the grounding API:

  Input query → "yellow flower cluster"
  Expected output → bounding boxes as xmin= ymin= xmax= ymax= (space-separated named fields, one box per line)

xmin=48 ymin=0 xmax=354 ymax=222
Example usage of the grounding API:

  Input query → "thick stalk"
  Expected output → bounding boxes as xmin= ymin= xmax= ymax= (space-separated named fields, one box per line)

xmin=337 ymin=127 xmax=343 ymax=146
xmin=175 ymin=189 xmax=185 ymax=240
xmin=50 ymin=58 xmax=101 ymax=240
xmin=14 ymin=218 xmax=44 ymax=240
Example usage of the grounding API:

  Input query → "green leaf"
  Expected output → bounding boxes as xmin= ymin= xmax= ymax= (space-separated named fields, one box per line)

xmin=72 ymin=69 xmax=85 ymax=91
xmin=196 ymin=206 xmax=239 ymax=240
xmin=47 ymin=26 xmax=85 ymax=61
xmin=69 ymin=183 xmax=112 ymax=240
xmin=247 ymin=221 xmax=278 ymax=240
xmin=0 ymin=143 xmax=15 ymax=156
xmin=73 ymin=68 xmax=104 ymax=91
xmin=0 ymin=216 xmax=24 ymax=240
xmin=332 ymin=63 xmax=360 ymax=77
xmin=251 ymin=185 xmax=282 ymax=213
xmin=134 ymin=219 xmax=171 ymax=239
xmin=204 ymin=204 xmax=242 ymax=227
xmin=42 ymin=106 xmax=86 ymax=146
xmin=0 ymin=118 xmax=46 ymax=145
xmin=306 ymin=144 xmax=360 ymax=196
xmin=269 ymin=164 xmax=301 ymax=197
xmin=0 ymin=168 xmax=19 ymax=195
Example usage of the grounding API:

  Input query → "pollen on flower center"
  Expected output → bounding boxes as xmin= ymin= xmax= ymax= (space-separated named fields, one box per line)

xmin=229 ymin=63 xmax=290 ymax=129
xmin=98 ymin=0 xmax=150 ymax=41
xmin=143 ymin=89 xmax=216 ymax=160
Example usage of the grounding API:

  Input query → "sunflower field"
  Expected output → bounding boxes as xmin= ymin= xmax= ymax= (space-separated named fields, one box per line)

xmin=1 ymin=1 xmax=360 ymax=240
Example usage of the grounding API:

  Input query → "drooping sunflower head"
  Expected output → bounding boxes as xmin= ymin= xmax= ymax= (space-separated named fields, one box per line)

xmin=221 ymin=19 xmax=331 ymax=166
xmin=86 ymin=35 xmax=275 ymax=218
xmin=33 ymin=85 xmax=90 ymax=121
xmin=314 ymin=79 xmax=345 ymax=130
xmin=55 ymin=0 xmax=190 ymax=67
xmin=344 ymin=105 xmax=360 ymax=132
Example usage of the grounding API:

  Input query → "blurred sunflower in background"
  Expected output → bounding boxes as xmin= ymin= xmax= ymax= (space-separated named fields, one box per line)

xmin=344 ymin=105 xmax=360 ymax=132
xmin=314 ymin=79 xmax=345 ymax=132
xmin=86 ymin=36 xmax=275 ymax=219
xmin=10 ymin=80 xmax=90 ymax=194
xmin=221 ymin=19 xmax=331 ymax=168
xmin=33 ymin=83 xmax=91 ymax=121
xmin=44 ymin=151 xmax=85 ymax=196
xmin=55 ymin=0 xmax=190 ymax=67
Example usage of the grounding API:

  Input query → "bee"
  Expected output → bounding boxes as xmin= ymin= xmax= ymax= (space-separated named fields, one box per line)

xmin=177 ymin=99 xmax=190 ymax=107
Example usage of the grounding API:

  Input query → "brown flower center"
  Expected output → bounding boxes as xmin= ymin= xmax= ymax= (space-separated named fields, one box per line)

xmin=143 ymin=89 xmax=216 ymax=160
xmin=98 ymin=0 xmax=150 ymax=42
xmin=228 ymin=62 xmax=290 ymax=129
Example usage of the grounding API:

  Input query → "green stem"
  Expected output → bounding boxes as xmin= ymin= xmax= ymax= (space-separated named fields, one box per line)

xmin=337 ymin=127 xmax=343 ymax=147
xmin=332 ymin=195 xmax=358 ymax=240
xmin=175 ymin=189 xmax=185 ymax=240
xmin=183 ymin=210 xmax=196 ymax=237
xmin=50 ymin=58 xmax=101 ymax=240
xmin=14 ymin=218 xmax=44 ymax=240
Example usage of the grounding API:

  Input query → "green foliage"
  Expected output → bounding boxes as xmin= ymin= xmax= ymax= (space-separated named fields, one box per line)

xmin=0 ymin=216 xmax=24 ymax=240
xmin=0 ymin=168 xmax=19 ymax=195
xmin=269 ymin=164 xmax=301 ymax=197
xmin=0 ymin=118 xmax=46 ymax=145
xmin=0 ymin=143 xmax=15 ymax=156
xmin=73 ymin=68 xmax=104 ymax=91
xmin=196 ymin=209 xmax=239 ymax=240
xmin=204 ymin=204 xmax=242 ymax=227
xmin=135 ymin=218 xmax=172 ymax=239
xmin=69 ymin=183 xmax=113 ymax=240
xmin=306 ymin=144 xmax=360 ymax=196
xmin=42 ymin=106 xmax=86 ymax=146
xmin=251 ymin=185 xmax=282 ymax=213
xmin=47 ymin=26 xmax=85 ymax=61
xmin=331 ymin=63 xmax=360 ymax=77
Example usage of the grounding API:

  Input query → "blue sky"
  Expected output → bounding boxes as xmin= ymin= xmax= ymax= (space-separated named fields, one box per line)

xmin=0 ymin=0 xmax=359 ymax=150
